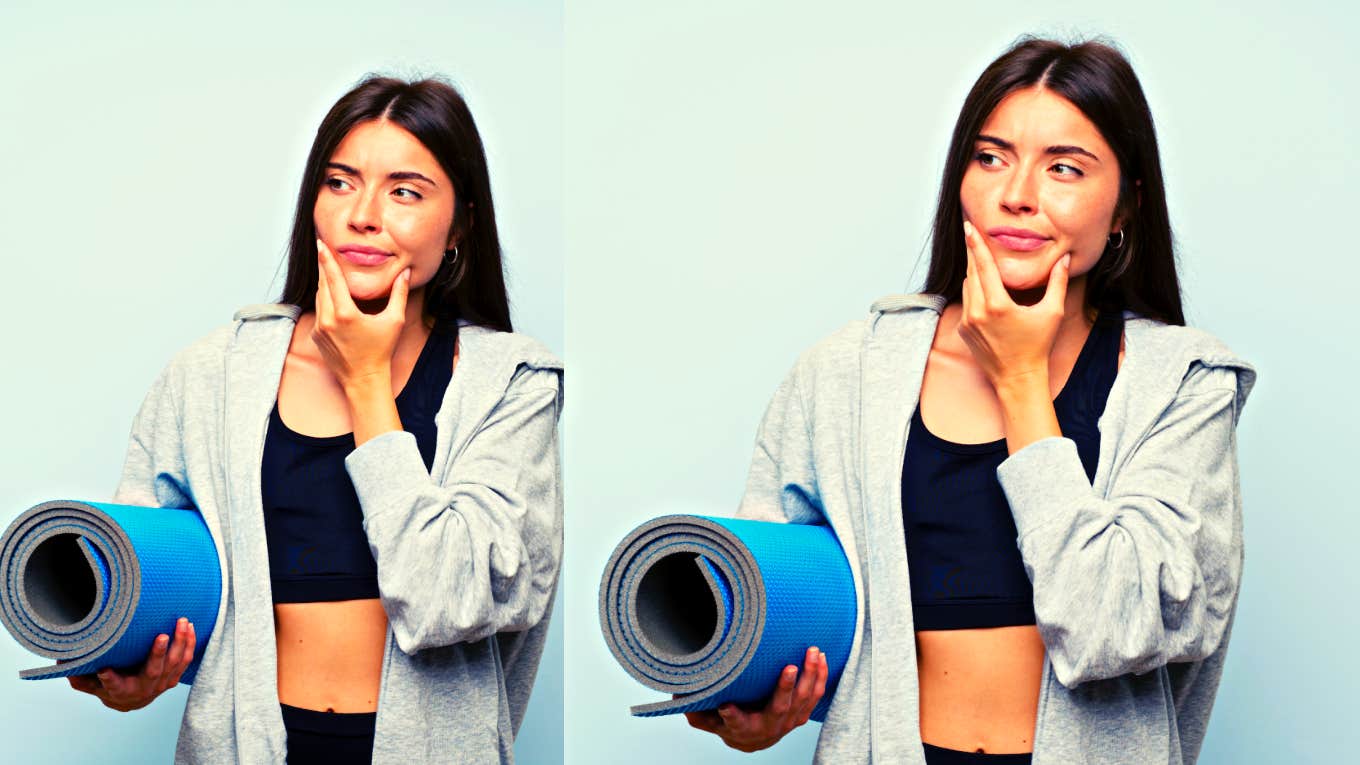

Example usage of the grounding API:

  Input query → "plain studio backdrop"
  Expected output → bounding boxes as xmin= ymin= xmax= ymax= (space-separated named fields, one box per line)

xmin=563 ymin=1 xmax=1354 ymax=764
xmin=0 ymin=2 xmax=563 ymax=763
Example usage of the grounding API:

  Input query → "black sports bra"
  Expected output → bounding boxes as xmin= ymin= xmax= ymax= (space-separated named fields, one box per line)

xmin=901 ymin=310 xmax=1122 ymax=630
xmin=261 ymin=320 xmax=456 ymax=603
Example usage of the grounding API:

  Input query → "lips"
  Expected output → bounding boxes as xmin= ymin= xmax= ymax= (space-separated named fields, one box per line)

xmin=986 ymin=226 xmax=1051 ymax=253
xmin=336 ymin=245 xmax=393 ymax=267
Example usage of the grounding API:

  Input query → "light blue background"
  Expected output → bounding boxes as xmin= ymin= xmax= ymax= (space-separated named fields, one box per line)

xmin=564 ymin=1 xmax=1355 ymax=763
xmin=0 ymin=1 xmax=563 ymax=763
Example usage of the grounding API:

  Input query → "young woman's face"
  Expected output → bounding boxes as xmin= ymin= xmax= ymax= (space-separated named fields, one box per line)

xmin=960 ymin=86 xmax=1124 ymax=294
xmin=313 ymin=119 xmax=457 ymax=303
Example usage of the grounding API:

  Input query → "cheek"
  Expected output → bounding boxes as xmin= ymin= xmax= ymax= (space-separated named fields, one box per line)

xmin=313 ymin=195 xmax=341 ymax=235
xmin=1046 ymin=190 xmax=1115 ymax=253
xmin=959 ymin=169 xmax=987 ymax=216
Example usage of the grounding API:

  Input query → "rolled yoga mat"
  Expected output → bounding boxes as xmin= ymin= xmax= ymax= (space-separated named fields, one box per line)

xmin=0 ymin=500 xmax=221 ymax=683
xmin=598 ymin=515 xmax=856 ymax=721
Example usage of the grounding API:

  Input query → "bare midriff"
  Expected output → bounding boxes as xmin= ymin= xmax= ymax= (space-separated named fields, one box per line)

xmin=275 ymin=600 xmax=389 ymax=712
xmin=915 ymin=626 xmax=1046 ymax=753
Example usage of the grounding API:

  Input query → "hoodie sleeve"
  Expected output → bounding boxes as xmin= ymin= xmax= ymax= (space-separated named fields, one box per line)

xmin=112 ymin=360 xmax=195 ymax=510
xmin=995 ymin=360 xmax=1254 ymax=688
xmin=735 ymin=362 xmax=825 ymax=526
xmin=344 ymin=364 xmax=563 ymax=654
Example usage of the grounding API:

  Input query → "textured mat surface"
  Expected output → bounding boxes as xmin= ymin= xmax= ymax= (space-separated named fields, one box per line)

xmin=0 ymin=500 xmax=221 ymax=683
xmin=599 ymin=515 xmax=856 ymax=721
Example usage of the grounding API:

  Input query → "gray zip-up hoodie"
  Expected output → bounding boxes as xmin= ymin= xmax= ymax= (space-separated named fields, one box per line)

xmin=111 ymin=303 xmax=563 ymax=764
xmin=735 ymin=293 xmax=1256 ymax=765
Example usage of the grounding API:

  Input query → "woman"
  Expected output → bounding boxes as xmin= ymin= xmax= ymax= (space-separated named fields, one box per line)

xmin=684 ymin=37 xmax=1256 ymax=764
xmin=65 ymin=76 xmax=563 ymax=764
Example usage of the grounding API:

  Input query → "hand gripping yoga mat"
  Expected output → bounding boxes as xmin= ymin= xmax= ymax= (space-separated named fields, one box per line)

xmin=599 ymin=515 xmax=856 ymax=721
xmin=0 ymin=500 xmax=221 ymax=683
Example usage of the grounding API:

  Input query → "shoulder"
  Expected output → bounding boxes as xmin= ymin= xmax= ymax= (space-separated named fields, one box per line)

xmin=1124 ymin=312 xmax=1258 ymax=416
xmin=790 ymin=292 xmax=944 ymax=375
xmin=782 ymin=292 xmax=944 ymax=400
xmin=149 ymin=303 xmax=298 ymax=392
xmin=458 ymin=324 xmax=562 ymax=374
xmin=455 ymin=325 xmax=563 ymax=411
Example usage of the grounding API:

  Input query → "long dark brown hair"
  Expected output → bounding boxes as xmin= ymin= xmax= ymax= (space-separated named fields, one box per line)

xmin=276 ymin=75 xmax=512 ymax=333
xmin=922 ymin=36 xmax=1184 ymax=326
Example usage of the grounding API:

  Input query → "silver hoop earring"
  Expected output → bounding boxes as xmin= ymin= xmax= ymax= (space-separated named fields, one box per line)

xmin=444 ymin=245 xmax=459 ymax=265
xmin=1109 ymin=230 xmax=1125 ymax=250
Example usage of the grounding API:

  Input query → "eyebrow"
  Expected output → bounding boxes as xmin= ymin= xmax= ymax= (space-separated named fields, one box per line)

xmin=975 ymin=134 xmax=1101 ymax=163
xmin=326 ymin=162 xmax=438 ymax=186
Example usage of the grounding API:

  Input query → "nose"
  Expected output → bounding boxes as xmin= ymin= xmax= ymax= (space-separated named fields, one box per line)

xmin=999 ymin=163 xmax=1038 ymax=216
xmin=347 ymin=187 xmax=382 ymax=234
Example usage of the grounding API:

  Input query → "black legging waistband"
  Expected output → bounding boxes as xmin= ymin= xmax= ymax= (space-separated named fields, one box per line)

xmin=922 ymin=741 xmax=1033 ymax=764
xmin=279 ymin=703 xmax=377 ymax=737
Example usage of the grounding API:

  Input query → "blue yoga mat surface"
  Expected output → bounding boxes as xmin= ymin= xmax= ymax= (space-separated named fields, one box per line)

xmin=0 ymin=500 xmax=221 ymax=683
xmin=598 ymin=515 xmax=856 ymax=721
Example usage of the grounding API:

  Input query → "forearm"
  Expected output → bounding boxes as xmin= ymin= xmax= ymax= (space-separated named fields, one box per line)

xmin=995 ymin=371 xmax=1062 ymax=456
xmin=344 ymin=368 xmax=404 ymax=447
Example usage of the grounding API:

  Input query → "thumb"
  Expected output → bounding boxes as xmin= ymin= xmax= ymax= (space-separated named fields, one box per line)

xmin=1041 ymin=253 xmax=1071 ymax=312
xmin=384 ymin=268 xmax=411 ymax=320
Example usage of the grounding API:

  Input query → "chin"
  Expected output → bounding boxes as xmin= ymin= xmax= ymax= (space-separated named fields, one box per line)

xmin=339 ymin=273 xmax=388 ymax=296
xmin=995 ymin=264 xmax=1050 ymax=292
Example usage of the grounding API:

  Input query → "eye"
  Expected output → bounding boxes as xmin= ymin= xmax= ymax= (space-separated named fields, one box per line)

xmin=324 ymin=176 xmax=352 ymax=191
xmin=393 ymin=187 xmax=423 ymax=200
xmin=974 ymin=151 xmax=1002 ymax=168
xmin=1051 ymin=163 xmax=1084 ymax=178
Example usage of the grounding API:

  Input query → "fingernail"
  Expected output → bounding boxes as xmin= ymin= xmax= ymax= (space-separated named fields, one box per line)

xmin=1063 ymin=255 xmax=1072 ymax=269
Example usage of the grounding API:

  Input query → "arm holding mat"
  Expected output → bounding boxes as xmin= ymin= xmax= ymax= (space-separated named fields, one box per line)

xmin=345 ymin=365 xmax=563 ymax=654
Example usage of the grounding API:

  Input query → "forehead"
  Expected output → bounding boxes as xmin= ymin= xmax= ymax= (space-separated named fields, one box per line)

xmin=979 ymin=86 xmax=1111 ymax=154
xmin=330 ymin=119 xmax=446 ymax=177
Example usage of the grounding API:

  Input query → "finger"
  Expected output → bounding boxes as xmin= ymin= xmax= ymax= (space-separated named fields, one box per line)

xmin=962 ymin=247 xmax=983 ymax=325
xmin=1039 ymin=252 xmax=1071 ymax=313
xmin=68 ymin=674 xmax=99 ymax=694
xmin=791 ymin=648 xmax=821 ymax=725
xmin=142 ymin=633 xmax=171 ymax=683
xmin=317 ymin=238 xmax=358 ymax=316
xmin=158 ymin=619 xmax=187 ymax=691
xmin=716 ymin=703 xmax=759 ymax=736
xmin=965 ymin=221 xmax=1009 ymax=308
xmin=96 ymin=667 xmax=129 ymax=699
xmin=382 ymin=267 xmax=411 ymax=321
xmin=684 ymin=710 xmax=724 ymax=734
xmin=169 ymin=621 xmax=197 ymax=687
xmin=764 ymin=665 xmax=798 ymax=732
xmin=798 ymin=652 xmax=829 ymax=725
xmin=316 ymin=245 xmax=334 ymax=326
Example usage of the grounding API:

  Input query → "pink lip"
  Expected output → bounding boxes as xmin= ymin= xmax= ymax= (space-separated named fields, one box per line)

xmin=986 ymin=226 xmax=1051 ymax=253
xmin=336 ymin=244 xmax=393 ymax=267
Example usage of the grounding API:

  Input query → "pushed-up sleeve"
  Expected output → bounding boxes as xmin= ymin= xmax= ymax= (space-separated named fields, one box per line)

xmin=735 ymin=363 xmax=824 ymax=526
xmin=996 ymin=361 xmax=1254 ymax=688
xmin=344 ymin=364 xmax=563 ymax=655
xmin=112 ymin=361 xmax=194 ymax=510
